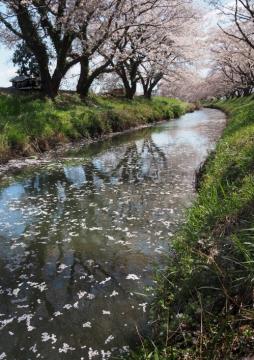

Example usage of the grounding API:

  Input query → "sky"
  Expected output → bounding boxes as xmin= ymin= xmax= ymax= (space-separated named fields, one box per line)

xmin=0 ymin=46 xmax=17 ymax=87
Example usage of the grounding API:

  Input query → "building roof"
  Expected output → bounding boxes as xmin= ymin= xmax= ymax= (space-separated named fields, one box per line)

xmin=10 ymin=75 xmax=41 ymax=82
xmin=11 ymin=75 xmax=30 ymax=82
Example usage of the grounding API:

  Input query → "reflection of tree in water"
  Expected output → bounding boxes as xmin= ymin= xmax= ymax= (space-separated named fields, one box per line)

xmin=0 ymin=176 xmax=140 ymax=358
xmin=0 ymin=135 xmax=167 ymax=358
xmin=83 ymin=136 xmax=167 ymax=186
xmin=0 ymin=134 xmax=166 ymax=294
xmin=0 ymin=169 xmax=139 ymax=305
xmin=0 ymin=134 xmax=167 ymax=300
xmin=112 ymin=138 xmax=167 ymax=183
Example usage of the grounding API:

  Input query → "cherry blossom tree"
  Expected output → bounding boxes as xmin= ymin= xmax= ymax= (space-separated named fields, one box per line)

xmin=105 ymin=0 xmax=198 ymax=99
xmin=161 ymin=0 xmax=254 ymax=102
xmin=96 ymin=0 xmax=175 ymax=99
xmin=0 ymin=0 xmax=130 ymax=98
xmin=200 ymin=0 xmax=254 ymax=98
xmin=138 ymin=39 xmax=189 ymax=99
xmin=0 ymin=0 xmax=203 ymax=101
xmin=1 ymin=0 xmax=181 ymax=99
xmin=160 ymin=68 xmax=204 ymax=101
xmin=210 ymin=29 xmax=254 ymax=97
xmin=212 ymin=0 xmax=254 ymax=50
xmin=0 ymin=0 xmax=83 ymax=97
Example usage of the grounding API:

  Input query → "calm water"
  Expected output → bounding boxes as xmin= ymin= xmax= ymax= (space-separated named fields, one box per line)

xmin=0 ymin=109 xmax=226 ymax=360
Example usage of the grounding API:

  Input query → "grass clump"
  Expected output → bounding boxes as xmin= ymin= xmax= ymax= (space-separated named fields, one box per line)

xmin=127 ymin=96 xmax=254 ymax=360
xmin=0 ymin=93 xmax=190 ymax=162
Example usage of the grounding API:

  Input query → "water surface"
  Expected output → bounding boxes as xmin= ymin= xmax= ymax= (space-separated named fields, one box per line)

xmin=0 ymin=109 xmax=226 ymax=360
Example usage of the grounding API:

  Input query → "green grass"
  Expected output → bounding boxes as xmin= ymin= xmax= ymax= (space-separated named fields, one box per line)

xmin=127 ymin=96 xmax=254 ymax=360
xmin=0 ymin=92 xmax=190 ymax=161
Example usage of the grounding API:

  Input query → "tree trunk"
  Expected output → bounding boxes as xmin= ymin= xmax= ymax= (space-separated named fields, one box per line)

xmin=141 ymin=77 xmax=150 ymax=99
xmin=15 ymin=5 xmax=56 ymax=98
xmin=77 ymin=56 xmax=113 ymax=99
xmin=243 ymin=86 xmax=251 ymax=96
xmin=77 ymin=57 xmax=91 ymax=99
xmin=38 ymin=62 xmax=57 ymax=99
xmin=142 ymin=74 xmax=163 ymax=100
xmin=143 ymin=88 xmax=152 ymax=99
xmin=117 ymin=64 xmax=137 ymax=100
xmin=5 ymin=3 xmax=76 ymax=99
xmin=125 ymin=84 xmax=137 ymax=100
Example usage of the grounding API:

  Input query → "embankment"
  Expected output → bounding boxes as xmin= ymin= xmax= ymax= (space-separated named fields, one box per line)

xmin=0 ymin=93 xmax=191 ymax=162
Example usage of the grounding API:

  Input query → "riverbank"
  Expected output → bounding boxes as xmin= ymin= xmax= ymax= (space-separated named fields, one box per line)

xmin=128 ymin=96 xmax=254 ymax=359
xmin=0 ymin=92 xmax=191 ymax=163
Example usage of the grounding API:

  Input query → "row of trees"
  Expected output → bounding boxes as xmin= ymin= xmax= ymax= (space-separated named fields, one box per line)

xmin=161 ymin=0 xmax=254 ymax=101
xmin=0 ymin=0 xmax=197 ymax=100
xmin=200 ymin=0 xmax=254 ymax=100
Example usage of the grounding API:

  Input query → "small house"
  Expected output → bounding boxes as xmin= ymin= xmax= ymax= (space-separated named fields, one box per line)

xmin=11 ymin=75 xmax=41 ymax=90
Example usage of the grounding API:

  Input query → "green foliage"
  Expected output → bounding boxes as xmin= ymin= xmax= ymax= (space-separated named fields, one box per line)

xmin=6 ymin=125 xmax=28 ymax=150
xmin=13 ymin=41 xmax=40 ymax=77
xmin=128 ymin=96 xmax=254 ymax=360
xmin=0 ymin=93 xmax=189 ymax=161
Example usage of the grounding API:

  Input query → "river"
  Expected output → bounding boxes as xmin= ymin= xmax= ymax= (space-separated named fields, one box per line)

xmin=0 ymin=108 xmax=226 ymax=360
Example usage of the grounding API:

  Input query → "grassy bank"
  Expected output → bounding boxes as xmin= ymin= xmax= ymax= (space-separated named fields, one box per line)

xmin=128 ymin=96 xmax=254 ymax=359
xmin=0 ymin=92 xmax=190 ymax=162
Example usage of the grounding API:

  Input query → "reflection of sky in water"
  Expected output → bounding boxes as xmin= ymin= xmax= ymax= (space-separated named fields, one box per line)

xmin=0 ymin=109 xmax=226 ymax=360
xmin=93 ymin=174 xmax=104 ymax=189
xmin=92 ymin=159 xmax=105 ymax=172
xmin=0 ymin=184 xmax=26 ymax=239
xmin=135 ymin=139 xmax=144 ymax=154
xmin=64 ymin=166 xmax=87 ymax=188
xmin=152 ymin=129 xmax=211 ymax=163
xmin=151 ymin=132 xmax=175 ymax=148
xmin=152 ymin=129 xmax=208 ymax=149
xmin=91 ymin=149 xmax=127 ymax=174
